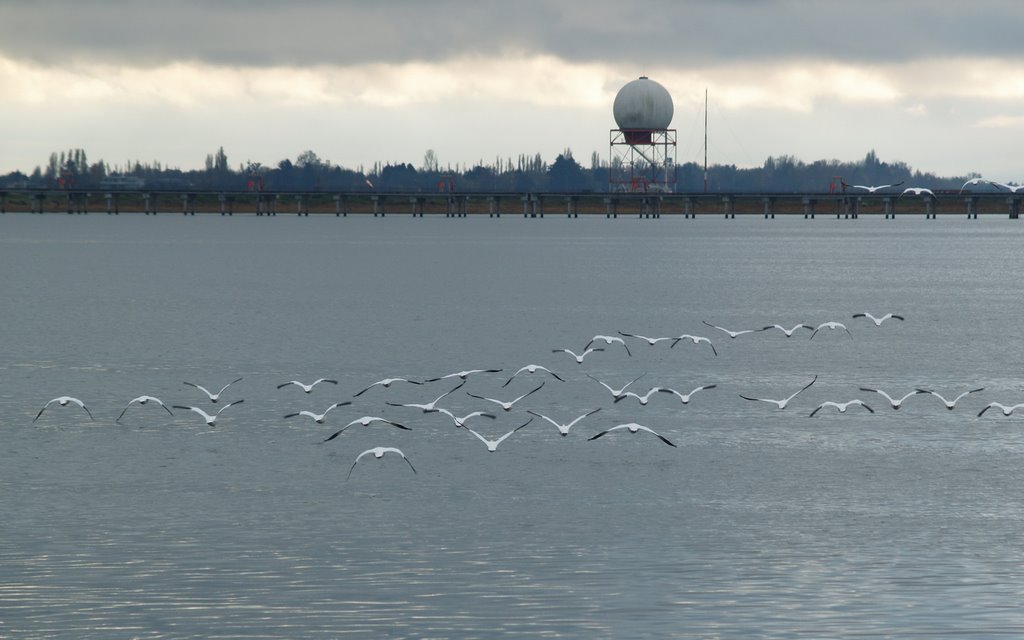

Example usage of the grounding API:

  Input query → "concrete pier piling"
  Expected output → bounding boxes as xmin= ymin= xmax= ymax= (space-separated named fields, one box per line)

xmin=333 ymin=194 xmax=346 ymax=216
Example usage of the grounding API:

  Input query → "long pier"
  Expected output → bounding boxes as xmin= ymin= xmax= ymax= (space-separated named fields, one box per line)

xmin=0 ymin=188 xmax=1020 ymax=219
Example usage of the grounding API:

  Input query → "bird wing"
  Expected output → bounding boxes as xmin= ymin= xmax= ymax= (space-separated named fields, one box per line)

xmin=217 ymin=377 xmax=244 ymax=394
xmin=634 ymin=425 xmax=677 ymax=447
xmin=512 ymin=382 xmax=545 ymax=404
xmin=215 ymin=399 xmax=244 ymax=416
xmin=566 ymin=408 xmax=602 ymax=428
xmin=463 ymin=427 xmax=493 ymax=447
xmin=809 ymin=404 xmax=824 ymax=417
xmin=277 ymin=381 xmax=298 ymax=389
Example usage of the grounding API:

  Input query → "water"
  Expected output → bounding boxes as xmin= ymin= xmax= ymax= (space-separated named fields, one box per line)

xmin=3 ymin=213 xmax=1024 ymax=638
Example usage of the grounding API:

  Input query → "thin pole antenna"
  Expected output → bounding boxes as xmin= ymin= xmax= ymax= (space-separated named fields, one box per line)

xmin=703 ymin=88 xmax=708 ymax=193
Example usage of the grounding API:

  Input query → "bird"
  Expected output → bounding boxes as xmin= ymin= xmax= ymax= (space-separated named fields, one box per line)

xmin=172 ymin=400 xmax=244 ymax=426
xmin=324 ymin=416 xmax=410 ymax=442
xmin=617 ymin=331 xmax=674 ymax=346
xmin=702 ymin=320 xmax=761 ymax=339
xmin=588 ymin=423 xmax=677 ymax=447
xmin=847 ymin=181 xmax=904 ymax=193
xmin=978 ymin=402 xmax=1024 ymax=417
xmin=464 ymin=417 xmax=533 ymax=452
xmin=584 ymin=335 xmax=632 ymax=357
xmin=669 ymin=333 xmax=719 ymax=356
xmin=657 ymin=384 xmax=718 ymax=405
xmin=739 ymin=375 xmax=817 ymax=409
xmin=852 ymin=312 xmax=904 ymax=326
xmin=587 ymin=373 xmax=647 ymax=400
xmin=613 ymin=386 xmax=671 ymax=406
xmin=425 ymin=369 xmax=502 ymax=383
xmin=352 ymin=377 xmax=423 ymax=397
xmin=346 ymin=446 xmax=416 ymax=481
xmin=761 ymin=323 xmax=813 ymax=337
xmin=115 ymin=395 xmax=174 ymax=422
xmin=276 ymin=378 xmax=338 ymax=393
xmin=466 ymin=382 xmax=545 ymax=411
xmin=990 ymin=182 xmax=1024 ymax=193
xmin=183 ymin=377 xmax=243 ymax=403
xmin=552 ymin=347 xmax=603 ymax=363
xmin=283 ymin=401 xmax=352 ymax=424
xmin=386 ymin=381 xmax=465 ymax=413
xmin=809 ymin=322 xmax=853 ymax=340
xmin=959 ymin=178 xmax=997 ymax=193
xmin=502 ymin=365 xmax=563 ymax=387
xmin=527 ymin=408 xmax=601 ymax=437
xmin=899 ymin=187 xmax=934 ymax=198
xmin=34 ymin=396 xmax=94 ymax=422
xmin=858 ymin=387 xmax=926 ymax=410
xmin=809 ymin=400 xmax=874 ymax=417
xmin=916 ymin=388 xmax=984 ymax=410
xmin=433 ymin=408 xmax=497 ymax=428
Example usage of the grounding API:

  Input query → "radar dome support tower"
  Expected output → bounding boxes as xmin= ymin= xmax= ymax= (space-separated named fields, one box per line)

xmin=609 ymin=76 xmax=677 ymax=193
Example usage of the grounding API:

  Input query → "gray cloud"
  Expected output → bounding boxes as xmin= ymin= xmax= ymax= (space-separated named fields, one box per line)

xmin=3 ymin=0 xmax=1024 ymax=68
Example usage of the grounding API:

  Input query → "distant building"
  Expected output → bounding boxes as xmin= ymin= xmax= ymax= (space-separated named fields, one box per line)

xmin=100 ymin=175 xmax=146 ymax=190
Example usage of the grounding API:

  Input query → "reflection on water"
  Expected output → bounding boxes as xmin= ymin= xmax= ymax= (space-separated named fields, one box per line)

xmin=3 ymin=215 xmax=1024 ymax=637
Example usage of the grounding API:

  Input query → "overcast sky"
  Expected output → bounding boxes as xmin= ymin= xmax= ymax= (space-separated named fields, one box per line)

xmin=2 ymin=0 xmax=1023 ymax=181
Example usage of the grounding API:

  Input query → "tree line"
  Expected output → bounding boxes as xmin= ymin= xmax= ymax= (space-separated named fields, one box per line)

xmin=0 ymin=146 xmax=992 ymax=193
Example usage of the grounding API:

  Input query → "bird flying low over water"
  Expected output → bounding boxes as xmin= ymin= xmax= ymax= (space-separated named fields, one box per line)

xmin=670 ymin=334 xmax=718 ymax=356
xmin=386 ymin=382 xmax=465 ymax=413
xmin=584 ymin=335 xmax=632 ymax=357
xmin=34 ymin=396 xmax=94 ymax=422
xmin=352 ymin=377 xmax=423 ymax=397
xmin=552 ymin=347 xmax=603 ymax=363
xmin=613 ymin=386 xmax=672 ymax=406
xmin=425 ymin=369 xmax=502 ymax=383
xmin=916 ymin=388 xmax=984 ymax=410
xmin=702 ymin=321 xmax=761 ymax=339
xmin=858 ymin=387 xmax=926 ymax=410
xmin=587 ymin=373 xmax=646 ymax=400
xmin=503 ymin=365 xmax=563 ymax=387
xmin=324 ymin=416 xmax=410 ymax=442
xmin=527 ymin=408 xmax=601 ymax=437
xmin=588 ymin=423 xmax=677 ymax=447
xmin=116 ymin=395 xmax=174 ymax=422
xmin=990 ymin=182 xmax=1024 ymax=193
xmin=467 ymin=382 xmax=545 ymax=412
xmin=433 ymin=408 xmax=496 ymax=429
xmin=464 ymin=417 xmax=533 ymax=452
xmin=978 ymin=402 xmax=1024 ymax=417
xmin=899 ymin=187 xmax=935 ymax=198
xmin=739 ymin=375 xmax=817 ymax=410
xmin=810 ymin=322 xmax=853 ymax=340
xmin=846 ymin=181 xmax=904 ymax=193
xmin=809 ymin=399 xmax=874 ymax=417
xmin=852 ymin=313 xmax=904 ymax=326
xmin=617 ymin=331 xmax=674 ymax=346
xmin=283 ymin=401 xmax=352 ymax=424
xmin=172 ymin=400 xmax=244 ymax=426
xmin=277 ymin=378 xmax=338 ymax=393
xmin=959 ymin=178 xmax=998 ymax=193
xmin=183 ymin=377 xmax=243 ymax=403
xmin=761 ymin=324 xmax=813 ymax=337
xmin=346 ymin=447 xmax=416 ymax=481
xmin=657 ymin=384 xmax=717 ymax=405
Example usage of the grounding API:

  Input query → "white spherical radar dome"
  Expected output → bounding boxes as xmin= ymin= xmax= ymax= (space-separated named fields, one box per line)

xmin=612 ymin=76 xmax=674 ymax=131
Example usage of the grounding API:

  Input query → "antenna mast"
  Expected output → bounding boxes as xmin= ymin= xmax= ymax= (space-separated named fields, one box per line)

xmin=703 ymin=88 xmax=708 ymax=193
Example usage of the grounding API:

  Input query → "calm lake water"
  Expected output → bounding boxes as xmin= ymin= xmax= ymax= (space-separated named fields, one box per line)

xmin=3 ymin=213 xmax=1024 ymax=638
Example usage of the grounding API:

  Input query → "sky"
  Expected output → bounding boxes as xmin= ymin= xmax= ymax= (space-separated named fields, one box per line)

xmin=2 ymin=0 xmax=1024 ymax=181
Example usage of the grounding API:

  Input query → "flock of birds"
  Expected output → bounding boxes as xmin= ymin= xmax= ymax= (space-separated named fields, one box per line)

xmin=841 ymin=178 xmax=1024 ymax=198
xmin=29 ymin=310 xmax=1021 ymax=480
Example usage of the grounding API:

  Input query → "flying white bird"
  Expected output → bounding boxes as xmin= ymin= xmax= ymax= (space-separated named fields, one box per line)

xmin=916 ymin=388 xmax=985 ymax=410
xmin=433 ymin=408 xmax=497 ymax=428
xmin=617 ymin=331 xmax=674 ymax=346
xmin=386 ymin=381 xmax=465 ymax=413
xmin=588 ymin=423 xmax=677 ymax=447
xmin=552 ymin=347 xmax=603 ymax=363
xmin=502 ymin=365 xmax=563 ymax=387
xmin=809 ymin=400 xmax=874 ymax=417
xmin=464 ymin=417 xmax=533 ymax=452
xmin=613 ymin=386 xmax=672 ymax=406
xmin=990 ymin=182 xmax=1024 ymax=193
xmin=899 ymin=187 xmax=934 ymax=198
xmin=115 ymin=395 xmax=173 ymax=422
xmin=346 ymin=446 xmax=416 ymax=481
xmin=324 ymin=416 xmax=410 ymax=442
xmin=34 ymin=396 xmax=94 ymax=422
xmin=425 ymin=369 xmax=502 ymax=383
xmin=526 ymin=408 xmax=601 ymax=437
xmin=183 ymin=377 xmax=243 ymax=403
xmin=283 ymin=401 xmax=352 ymax=424
xmin=276 ymin=378 xmax=338 ymax=393
xmin=809 ymin=322 xmax=853 ymax=340
xmin=761 ymin=323 xmax=813 ymax=337
xmin=586 ymin=373 xmax=646 ymax=400
xmin=584 ymin=335 xmax=632 ymax=357
xmin=352 ymin=377 xmax=423 ymax=397
xmin=858 ymin=387 xmax=926 ymax=410
xmin=978 ymin=402 xmax=1024 ymax=417
xmin=847 ymin=181 xmax=904 ymax=193
xmin=172 ymin=400 xmax=244 ymax=426
xmin=669 ymin=334 xmax=719 ymax=356
xmin=852 ymin=312 xmax=904 ymax=326
xmin=739 ymin=375 xmax=817 ymax=409
xmin=657 ymin=384 xmax=718 ymax=405
xmin=959 ymin=178 xmax=998 ymax=193
xmin=466 ymin=382 xmax=545 ymax=411
xmin=702 ymin=320 xmax=761 ymax=339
